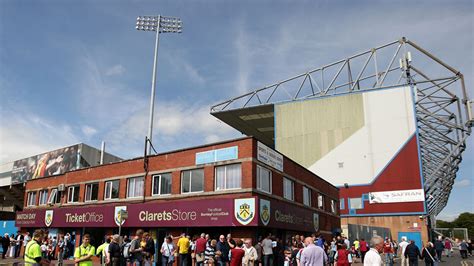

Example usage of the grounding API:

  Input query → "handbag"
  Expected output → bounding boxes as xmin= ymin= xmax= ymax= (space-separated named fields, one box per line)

xmin=166 ymin=243 xmax=175 ymax=263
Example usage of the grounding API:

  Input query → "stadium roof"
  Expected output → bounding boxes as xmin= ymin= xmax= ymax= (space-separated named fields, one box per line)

xmin=211 ymin=37 xmax=473 ymax=216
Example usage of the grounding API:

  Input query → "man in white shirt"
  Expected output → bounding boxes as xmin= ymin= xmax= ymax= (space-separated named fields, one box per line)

xmin=398 ymin=237 xmax=409 ymax=266
xmin=364 ymin=236 xmax=384 ymax=266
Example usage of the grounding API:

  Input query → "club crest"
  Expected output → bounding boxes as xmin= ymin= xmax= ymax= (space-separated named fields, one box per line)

xmin=45 ymin=210 xmax=54 ymax=227
xmin=259 ymin=199 xmax=271 ymax=226
xmin=313 ymin=213 xmax=320 ymax=232
xmin=114 ymin=206 xmax=127 ymax=226
xmin=234 ymin=198 xmax=255 ymax=225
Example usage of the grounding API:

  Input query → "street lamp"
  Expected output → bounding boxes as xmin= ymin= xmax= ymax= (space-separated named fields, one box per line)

xmin=136 ymin=15 xmax=183 ymax=155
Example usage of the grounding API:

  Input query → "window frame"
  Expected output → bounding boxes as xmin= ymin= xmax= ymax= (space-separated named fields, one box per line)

xmin=47 ymin=188 xmax=58 ymax=204
xmin=331 ymin=199 xmax=338 ymax=214
xmin=38 ymin=190 xmax=48 ymax=205
xmin=215 ymin=164 xmax=242 ymax=191
xmin=127 ymin=176 xmax=145 ymax=198
xmin=181 ymin=168 xmax=204 ymax=194
xmin=283 ymin=177 xmax=294 ymax=201
xmin=27 ymin=191 xmax=37 ymax=207
xmin=84 ymin=183 xmax=99 ymax=202
xmin=67 ymin=185 xmax=80 ymax=203
xmin=152 ymin=173 xmax=172 ymax=196
xmin=303 ymin=186 xmax=311 ymax=206
xmin=349 ymin=197 xmax=363 ymax=210
xmin=104 ymin=180 xmax=120 ymax=200
xmin=256 ymin=165 xmax=272 ymax=194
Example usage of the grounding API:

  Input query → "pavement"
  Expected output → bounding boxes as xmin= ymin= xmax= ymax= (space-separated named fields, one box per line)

xmin=0 ymin=254 xmax=472 ymax=265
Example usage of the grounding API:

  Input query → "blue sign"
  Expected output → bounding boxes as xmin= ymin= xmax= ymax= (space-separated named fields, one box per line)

xmin=196 ymin=146 xmax=238 ymax=165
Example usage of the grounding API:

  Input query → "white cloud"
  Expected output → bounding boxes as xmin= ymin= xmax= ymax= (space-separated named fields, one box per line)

xmin=0 ymin=112 xmax=80 ymax=164
xmin=105 ymin=64 xmax=126 ymax=76
xmin=81 ymin=125 xmax=98 ymax=138
xmin=453 ymin=179 xmax=472 ymax=188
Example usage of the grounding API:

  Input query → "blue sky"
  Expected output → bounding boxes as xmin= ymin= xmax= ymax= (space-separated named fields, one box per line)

xmin=0 ymin=0 xmax=472 ymax=221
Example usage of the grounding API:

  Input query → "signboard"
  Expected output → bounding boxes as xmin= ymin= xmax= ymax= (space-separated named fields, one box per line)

xmin=369 ymin=189 xmax=425 ymax=204
xmin=257 ymin=142 xmax=283 ymax=172
xmin=195 ymin=146 xmax=238 ymax=165
xmin=11 ymin=145 xmax=80 ymax=184
xmin=16 ymin=197 xmax=258 ymax=228
xmin=259 ymin=197 xmax=319 ymax=232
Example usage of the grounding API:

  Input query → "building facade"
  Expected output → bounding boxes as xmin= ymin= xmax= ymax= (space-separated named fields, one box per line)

xmin=16 ymin=137 xmax=339 ymax=251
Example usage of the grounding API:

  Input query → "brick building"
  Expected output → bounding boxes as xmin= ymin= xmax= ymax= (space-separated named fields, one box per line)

xmin=16 ymin=137 xmax=340 ymax=251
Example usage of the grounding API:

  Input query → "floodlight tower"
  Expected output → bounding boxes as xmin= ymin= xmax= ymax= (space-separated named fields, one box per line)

xmin=136 ymin=15 xmax=183 ymax=155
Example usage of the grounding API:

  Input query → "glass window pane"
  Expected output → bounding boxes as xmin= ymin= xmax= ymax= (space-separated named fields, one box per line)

xmin=349 ymin=198 xmax=362 ymax=209
xmin=160 ymin=173 xmax=171 ymax=194
xmin=73 ymin=186 xmax=79 ymax=202
xmin=152 ymin=175 xmax=160 ymax=195
xmin=135 ymin=178 xmax=144 ymax=197
xmin=111 ymin=180 xmax=119 ymax=198
xmin=226 ymin=164 xmax=241 ymax=189
xmin=191 ymin=169 xmax=204 ymax=192
xmin=215 ymin=166 xmax=226 ymax=190
xmin=105 ymin=182 xmax=111 ymax=199
xmin=182 ymin=171 xmax=190 ymax=193
xmin=91 ymin=184 xmax=98 ymax=200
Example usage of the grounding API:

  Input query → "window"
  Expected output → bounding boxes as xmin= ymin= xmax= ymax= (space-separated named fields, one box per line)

xmin=27 ymin=192 xmax=37 ymax=206
xmin=105 ymin=180 xmax=120 ymax=200
xmin=152 ymin=173 xmax=172 ymax=195
xmin=127 ymin=177 xmax=144 ymax=198
xmin=318 ymin=194 xmax=324 ymax=209
xmin=215 ymin=164 xmax=241 ymax=190
xmin=257 ymin=165 xmax=272 ymax=193
xmin=349 ymin=198 xmax=363 ymax=210
xmin=181 ymin=169 xmax=204 ymax=193
xmin=47 ymin=188 xmax=62 ymax=204
xmin=283 ymin=177 xmax=294 ymax=201
xmin=331 ymin=199 xmax=337 ymax=214
xmin=38 ymin=190 xmax=48 ymax=205
xmin=67 ymin=185 xmax=80 ymax=203
xmin=303 ymin=186 xmax=311 ymax=206
xmin=85 ymin=183 xmax=99 ymax=201
xmin=340 ymin=198 xmax=345 ymax=210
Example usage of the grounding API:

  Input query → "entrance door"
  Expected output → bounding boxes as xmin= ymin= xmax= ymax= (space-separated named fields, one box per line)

xmin=398 ymin=232 xmax=422 ymax=250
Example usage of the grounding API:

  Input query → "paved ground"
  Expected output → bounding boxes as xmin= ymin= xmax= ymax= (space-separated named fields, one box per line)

xmin=0 ymin=254 xmax=472 ymax=265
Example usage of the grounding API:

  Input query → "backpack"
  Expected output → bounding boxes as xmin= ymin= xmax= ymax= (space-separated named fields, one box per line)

xmin=123 ymin=242 xmax=132 ymax=259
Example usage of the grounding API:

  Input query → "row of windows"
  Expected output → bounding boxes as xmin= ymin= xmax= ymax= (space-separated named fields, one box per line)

xmin=256 ymin=165 xmax=337 ymax=213
xmin=26 ymin=163 xmax=338 ymax=213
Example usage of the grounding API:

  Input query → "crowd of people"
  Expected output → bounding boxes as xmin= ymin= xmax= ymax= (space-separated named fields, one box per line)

xmin=0 ymin=229 xmax=472 ymax=266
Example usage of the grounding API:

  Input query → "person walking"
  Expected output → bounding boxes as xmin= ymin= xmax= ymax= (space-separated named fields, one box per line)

xmin=300 ymin=237 xmax=327 ymax=266
xmin=143 ymin=232 xmax=155 ymax=266
xmin=195 ymin=233 xmax=207 ymax=266
xmin=1 ymin=234 xmax=10 ymax=259
xmin=177 ymin=233 xmax=190 ymax=266
xmin=404 ymin=240 xmax=421 ymax=266
xmin=15 ymin=231 xmax=23 ymax=258
xmin=130 ymin=229 xmax=145 ymax=266
xmin=398 ymin=237 xmax=409 ymax=266
xmin=359 ymin=238 xmax=368 ymax=263
xmin=383 ymin=238 xmax=394 ymax=266
xmin=261 ymin=234 xmax=273 ymax=266
xmin=161 ymin=236 xmax=176 ymax=266
xmin=216 ymin=235 xmax=230 ymax=266
xmin=96 ymin=236 xmax=111 ymax=266
xmin=334 ymin=244 xmax=352 ymax=266
xmin=108 ymin=235 xmax=121 ymax=266
xmin=363 ymin=236 xmax=383 ymax=266
xmin=420 ymin=242 xmax=436 ymax=266
xmin=460 ymin=240 xmax=469 ymax=259
xmin=444 ymin=239 xmax=452 ymax=258
xmin=433 ymin=237 xmax=444 ymax=262
xmin=243 ymin=239 xmax=257 ymax=266
xmin=74 ymin=234 xmax=96 ymax=266
xmin=229 ymin=240 xmax=245 ymax=266
xmin=24 ymin=230 xmax=50 ymax=265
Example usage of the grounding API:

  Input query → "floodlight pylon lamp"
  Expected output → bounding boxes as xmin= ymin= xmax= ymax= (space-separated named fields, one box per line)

xmin=135 ymin=14 xmax=183 ymax=155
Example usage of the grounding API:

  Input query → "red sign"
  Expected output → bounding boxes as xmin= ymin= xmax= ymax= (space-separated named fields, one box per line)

xmin=16 ymin=197 xmax=258 ymax=228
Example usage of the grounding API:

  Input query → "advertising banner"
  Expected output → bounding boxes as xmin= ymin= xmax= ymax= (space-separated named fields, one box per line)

xmin=257 ymin=142 xmax=283 ymax=171
xmin=259 ymin=197 xmax=319 ymax=232
xmin=11 ymin=145 xmax=79 ymax=184
xmin=16 ymin=197 xmax=258 ymax=228
xmin=369 ymin=189 xmax=425 ymax=204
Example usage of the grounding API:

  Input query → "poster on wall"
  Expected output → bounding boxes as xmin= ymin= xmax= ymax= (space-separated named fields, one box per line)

xmin=11 ymin=145 xmax=80 ymax=184
xmin=369 ymin=189 xmax=425 ymax=204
